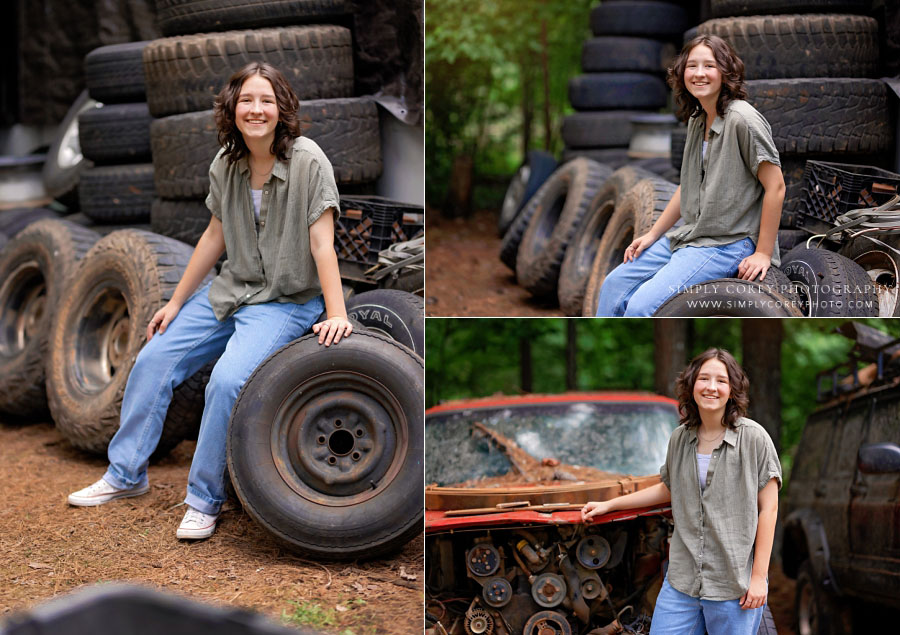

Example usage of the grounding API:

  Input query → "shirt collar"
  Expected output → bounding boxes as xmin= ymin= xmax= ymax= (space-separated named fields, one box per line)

xmin=687 ymin=418 xmax=742 ymax=446
xmin=709 ymin=113 xmax=726 ymax=137
xmin=237 ymin=153 xmax=288 ymax=182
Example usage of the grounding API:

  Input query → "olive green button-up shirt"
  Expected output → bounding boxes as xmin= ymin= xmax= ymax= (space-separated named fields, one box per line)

xmin=204 ymin=136 xmax=340 ymax=320
xmin=659 ymin=417 xmax=782 ymax=601
xmin=666 ymin=100 xmax=782 ymax=267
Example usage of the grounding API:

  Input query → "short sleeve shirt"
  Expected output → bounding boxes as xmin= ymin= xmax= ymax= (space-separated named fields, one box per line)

xmin=205 ymin=136 xmax=340 ymax=320
xmin=659 ymin=417 xmax=782 ymax=601
xmin=666 ymin=100 xmax=782 ymax=267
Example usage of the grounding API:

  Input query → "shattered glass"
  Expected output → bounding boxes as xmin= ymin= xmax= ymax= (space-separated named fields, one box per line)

xmin=426 ymin=401 xmax=679 ymax=486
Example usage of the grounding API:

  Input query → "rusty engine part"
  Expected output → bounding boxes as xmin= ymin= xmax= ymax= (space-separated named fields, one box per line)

xmin=427 ymin=519 xmax=666 ymax=634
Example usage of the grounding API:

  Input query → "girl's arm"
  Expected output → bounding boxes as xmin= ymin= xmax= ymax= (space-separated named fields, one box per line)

xmin=309 ymin=208 xmax=352 ymax=346
xmin=740 ymin=477 xmax=778 ymax=609
xmin=737 ymin=161 xmax=784 ymax=281
xmin=146 ymin=216 xmax=226 ymax=340
xmin=581 ymin=481 xmax=671 ymax=522
xmin=624 ymin=186 xmax=682 ymax=262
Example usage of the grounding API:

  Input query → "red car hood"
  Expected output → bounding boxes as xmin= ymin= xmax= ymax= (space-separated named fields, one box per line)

xmin=426 ymin=505 xmax=672 ymax=532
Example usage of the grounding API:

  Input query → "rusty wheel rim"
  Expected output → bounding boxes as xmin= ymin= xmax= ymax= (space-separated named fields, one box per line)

xmin=72 ymin=282 xmax=131 ymax=393
xmin=271 ymin=371 xmax=408 ymax=507
xmin=0 ymin=260 xmax=46 ymax=358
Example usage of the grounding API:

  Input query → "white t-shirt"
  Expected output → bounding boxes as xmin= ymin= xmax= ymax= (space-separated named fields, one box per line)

xmin=251 ymin=188 xmax=262 ymax=220
xmin=697 ymin=452 xmax=711 ymax=492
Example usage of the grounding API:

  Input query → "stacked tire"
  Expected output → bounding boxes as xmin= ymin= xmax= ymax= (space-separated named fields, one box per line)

xmin=145 ymin=0 xmax=382 ymax=247
xmin=562 ymin=1 xmax=688 ymax=169
xmin=79 ymin=42 xmax=156 ymax=226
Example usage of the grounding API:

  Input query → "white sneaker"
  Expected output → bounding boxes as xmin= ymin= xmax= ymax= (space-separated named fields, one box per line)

xmin=68 ymin=478 xmax=149 ymax=507
xmin=176 ymin=506 xmax=218 ymax=540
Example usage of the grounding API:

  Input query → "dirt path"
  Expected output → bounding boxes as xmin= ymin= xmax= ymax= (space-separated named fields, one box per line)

xmin=425 ymin=209 xmax=564 ymax=317
xmin=0 ymin=420 xmax=423 ymax=634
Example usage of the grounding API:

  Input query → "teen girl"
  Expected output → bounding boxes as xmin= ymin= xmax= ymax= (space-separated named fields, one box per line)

xmin=595 ymin=35 xmax=785 ymax=316
xmin=581 ymin=349 xmax=781 ymax=633
xmin=68 ymin=62 xmax=352 ymax=540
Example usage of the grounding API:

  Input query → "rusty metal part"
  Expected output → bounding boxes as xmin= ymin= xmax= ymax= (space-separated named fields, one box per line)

xmin=467 ymin=544 xmax=501 ymax=577
xmin=587 ymin=620 xmax=622 ymax=635
xmin=271 ymin=373 xmax=409 ymax=507
xmin=522 ymin=610 xmax=572 ymax=635
xmin=580 ymin=573 xmax=605 ymax=600
xmin=426 ymin=475 xmax=661 ymax=510
xmin=558 ymin=555 xmax=589 ymax=624
xmin=576 ymin=535 xmax=611 ymax=569
xmin=511 ymin=544 xmax=536 ymax=580
xmin=472 ymin=422 xmax=542 ymax=480
xmin=482 ymin=577 xmax=513 ymax=608
xmin=532 ymin=573 xmax=567 ymax=608
xmin=517 ymin=540 xmax=543 ymax=566
xmin=465 ymin=607 xmax=494 ymax=635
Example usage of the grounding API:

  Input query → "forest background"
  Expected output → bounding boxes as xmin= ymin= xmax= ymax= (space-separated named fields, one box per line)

xmin=426 ymin=319 xmax=900 ymax=483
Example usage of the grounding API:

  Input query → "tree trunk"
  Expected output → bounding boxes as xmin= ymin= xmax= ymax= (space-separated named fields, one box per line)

xmin=443 ymin=153 xmax=473 ymax=218
xmin=540 ymin=17 xmax=551 ymax=151
xmin=520 ymin=57 xmax=534 ymax=159
xmin=566 ymin=320 xmax=577 ymax=390
xmin=742 ymin=319 xmax=782 ymax=453
xmin=520 ymin=334 xmax=533 ymax=393
xmin=654 ymin=319 xmax=688 ymax=398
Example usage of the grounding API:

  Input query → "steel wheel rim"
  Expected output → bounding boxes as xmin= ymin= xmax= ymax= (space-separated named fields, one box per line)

xmin=852 ymin=248 xmax=898 ymax=316
xmin=72 ymin=281 xmax=131 ymax=393
xmin=500 ymin=165 xmax=530 ymax=223
xmin=270 ymin=370 xmax=408 ymax=507
xmin=0 ymin=261 xmax=46 ymax=358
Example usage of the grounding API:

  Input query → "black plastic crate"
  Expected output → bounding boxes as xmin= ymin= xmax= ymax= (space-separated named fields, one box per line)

xmin=800 ymin=161 xmax=900 ymax=231
xmin=335 ymin=196 xmax=424 ymax=267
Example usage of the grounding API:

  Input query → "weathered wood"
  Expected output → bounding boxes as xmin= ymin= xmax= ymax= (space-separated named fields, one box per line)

xmin=654 ymin=319 xmax=688 ymax=398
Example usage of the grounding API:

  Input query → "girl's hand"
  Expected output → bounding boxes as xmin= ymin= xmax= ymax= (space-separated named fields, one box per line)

xmin=738 ymin=252 xmax=770 ymax=281
xmin=581 ymin=500 xmax=612 ymax=523
xmin=739 ymin=573 xmax=768 ymax=610
xmin=147 ymin=301 xmax=182 ymax=340
xmin=624 ymin=233 xmax=657 ymax=263
xmin=312 ymin=316 xmax=353 ymax=347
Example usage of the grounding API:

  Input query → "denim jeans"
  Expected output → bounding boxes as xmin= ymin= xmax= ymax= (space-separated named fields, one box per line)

xmin=649 ymin=576 xmax=765 ymax=635
xmin=595 ymin=236 xmax=756 ymax=317
xmin=102 ymin=282 xmax=324 ymax=515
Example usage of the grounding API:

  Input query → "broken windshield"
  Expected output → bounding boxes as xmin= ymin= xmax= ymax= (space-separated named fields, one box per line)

xmin=426 ymin=401 xmax=679 ymax=487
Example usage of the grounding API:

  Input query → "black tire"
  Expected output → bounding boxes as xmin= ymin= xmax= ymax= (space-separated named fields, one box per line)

xmin=581 ymin=37 xmax=675 ymax=74
xmin=561 ymin=111 xmax=647 ymax=149
xmin=561 ymin=148 xmax=632 ymax=169
xmin=711 ymin=0 xmax=871 ymax=17
xmin=653 ymin=268 xmax=804 ymax=316
xmin=582 ymin=176 xmax=678 ymax=316
xmin=777 ymin=229 xmax=809 ymax=252
xmin=670 ymin=126 xmax=687 ymax=172
xmin=345 ymin=290 xmax=424 ymax=356
xmin=568 ymin=73 xmax=668 ymax=111
xmin=558 ymin=166 xmax=657 ymax=316
xmin=155 ymin=0 xmax=351 ymax=37
xmin=0 ymin=208 xmax=62 ymax=238
xmin=758 ymin=604 xmax=778 ymax=635
xmin=747 ymin=79 xmax=891 ymax=155
xmin=590 ymin=1 xmax=689 ymax=38
xmin=79 ymin=164 xmax=155 ymax=224
xmin=143 ymin=26 xmax=354 ymax=117
xmin=227 ymin=331 xmax=423 ymax=560
xmin=498 ymin=151 xmax=558 ymax=237
xmin=47 ymin=230 xmax=215 ymax=455
xmin=151 ymin=198 xmax=211 ymax=246
xmin=42 ymin=90 xmax=97 ymax=204
xmin=78 ymin=103 xmax=153 ymax=165
xmin=517 ymin=159 xmax=615 ymax=300
xmin=0 ymin=220 xmax=100 ymax=418
xmin=84 ymin=41 xmax=150 ymax=103
xmin=839 ymin=234 xmax=900 ymax=317
xmin=795 ymin=560 xmax=852 ymax=635
xmin=698 ymin=15 xmax=878 ymax=79
xmin=0 ymin=233 xmax=6 ymax=251
xmin=780 ymin=245 xmax=878 ymax=316
xmin=150 ymin=99 xmax=380 ymax=199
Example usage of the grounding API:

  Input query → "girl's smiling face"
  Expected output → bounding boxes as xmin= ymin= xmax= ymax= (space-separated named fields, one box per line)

xmin=693 ymin=358 xmax=731 ymax=414
xmin=684 ymin=44 xmax=722 ymax=103
xmin=235 ymin=74 xmax=279 ymax=142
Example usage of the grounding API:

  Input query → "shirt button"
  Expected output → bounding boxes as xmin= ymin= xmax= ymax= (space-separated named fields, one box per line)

xmin=260 ymin=220 xmax=265 ymax=227
xmin=263 ymin=190 xmax=269 ymax=195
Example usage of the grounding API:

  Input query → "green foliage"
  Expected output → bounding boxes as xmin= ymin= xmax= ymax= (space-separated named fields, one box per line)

xmin=425 ymin=0 xmax=597 ymax=208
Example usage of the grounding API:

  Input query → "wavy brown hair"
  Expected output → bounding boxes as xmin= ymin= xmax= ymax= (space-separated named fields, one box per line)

xmin=675 ymin=348 xmax=749 ymax=430
xmin=213 ymin=62 xmax=302 ymax=163
xmin=667 ymin=34 xmax=748 ymax=123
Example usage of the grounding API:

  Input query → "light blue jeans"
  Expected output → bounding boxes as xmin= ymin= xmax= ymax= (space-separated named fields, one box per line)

xmin=649 ymin=576 xmax=765 ymax=635
xmin=595 ymin=236 xmax=756 ymax=316
xmin=102 ymin=282 xmax=324 ymax=515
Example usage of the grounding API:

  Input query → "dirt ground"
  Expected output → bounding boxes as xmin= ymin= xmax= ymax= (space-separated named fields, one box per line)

xmin=425 ymin=208 xmax=564 ymax=317
xmin=0 ymin=420 xmax=423 ymax=634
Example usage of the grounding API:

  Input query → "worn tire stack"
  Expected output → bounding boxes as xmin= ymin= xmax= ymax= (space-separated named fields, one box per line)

xmin=146 ymin=0 xmax=382 ymax=247
xmin=79 ymin=42 xmax=156 ymax=226
xmin=562 ymin=1 xmax=689 ymax=168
